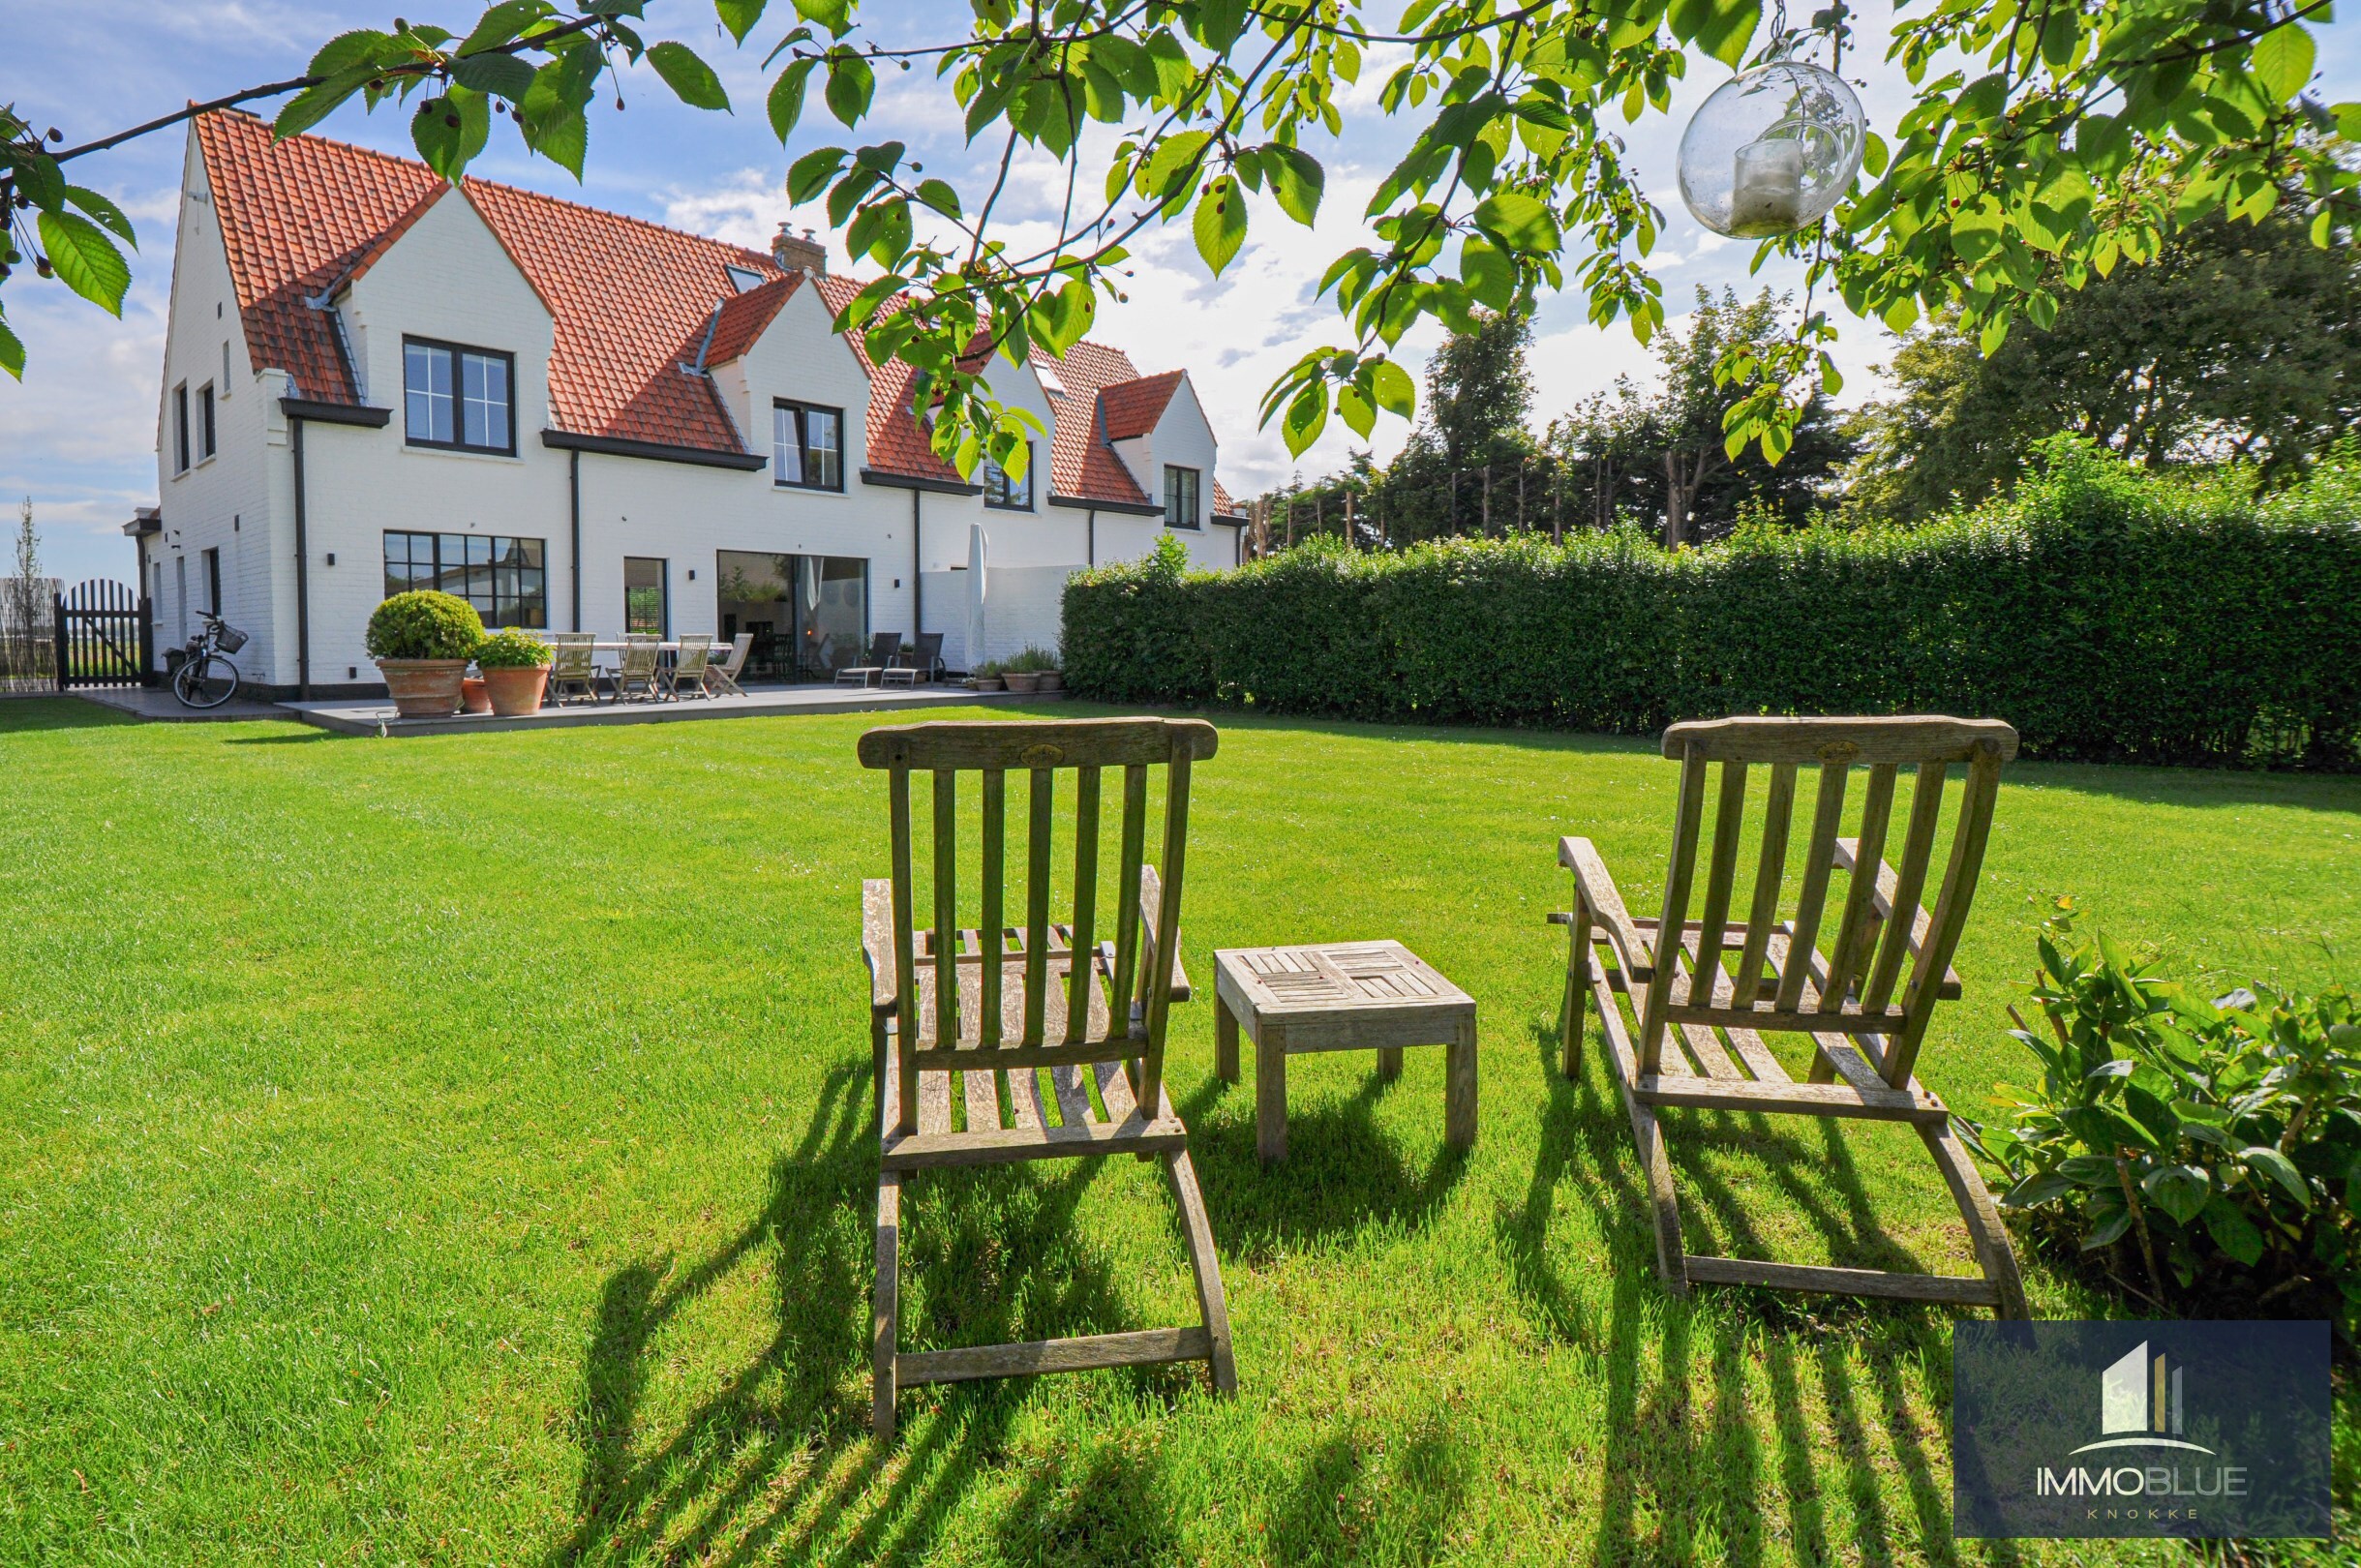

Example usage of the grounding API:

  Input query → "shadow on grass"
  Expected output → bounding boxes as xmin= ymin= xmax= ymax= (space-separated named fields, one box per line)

xmin=221 ymin=730 xmax=341 ymax=745
xmin=1501 ymin=1010 xmax=2006 ymax=1567
xmin=0 ymin=696 xmax=142 ymax=732
xmin=552 ymin=1057 xmax=1224 ymax=1566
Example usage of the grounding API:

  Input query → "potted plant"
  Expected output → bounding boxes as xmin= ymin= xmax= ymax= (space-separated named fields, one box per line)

xmin=473 ymin=628 xmax=554 ymax=716
xmin=460 ymin=674 xmax=493 ymax=714
xmin=966 ymin=659 xmax=1005 ymax=692
xmin=366 ymin=590 xmax=483 ymax=718
xmin=1005 ymin=646 xmax=1059 ymax=694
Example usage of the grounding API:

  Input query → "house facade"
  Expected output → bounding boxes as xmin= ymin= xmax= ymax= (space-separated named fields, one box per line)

xmin=135 ymin=111 xmax=1245 ymax=696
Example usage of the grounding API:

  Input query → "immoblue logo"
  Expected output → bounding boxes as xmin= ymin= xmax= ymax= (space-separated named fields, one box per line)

xmin=1953 ymin=1322 xmax=2327 ymax=1539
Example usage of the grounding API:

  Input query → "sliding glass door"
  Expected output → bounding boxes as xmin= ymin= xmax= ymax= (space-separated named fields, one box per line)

xmin=714 ymin=551 xmax=867 ymax=682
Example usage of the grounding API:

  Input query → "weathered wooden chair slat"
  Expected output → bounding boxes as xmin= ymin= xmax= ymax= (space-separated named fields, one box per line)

xmin=1554 ymin=714 xmax=2029 ymax=1318
xmin=857 ymin=716 xmax=1237 ymax=1439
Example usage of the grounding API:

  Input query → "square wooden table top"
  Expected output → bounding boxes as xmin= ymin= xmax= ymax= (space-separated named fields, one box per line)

xmin=1213 ymin=940 xmax=1473 ymax=1022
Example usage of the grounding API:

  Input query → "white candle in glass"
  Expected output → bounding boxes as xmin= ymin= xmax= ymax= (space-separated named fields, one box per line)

xmin=1731 ymin=136 xmax=1806 ymax=234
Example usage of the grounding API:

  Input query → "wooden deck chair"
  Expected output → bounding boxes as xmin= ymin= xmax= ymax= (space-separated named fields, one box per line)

xmin=663 ymin=636 xmax=712 ymax=700
xmin=708 ymin=633 xmax=753 ymax=696
xmin=547 ymin=633 xmax=598 ymax=706
xmin=1554 ymin=715 xmax=2029 ymax=1318
xmin=856 ymin=717 xmax=1237 ymax=1439
xmin=612 ymin=634 xmax=662 ymax=702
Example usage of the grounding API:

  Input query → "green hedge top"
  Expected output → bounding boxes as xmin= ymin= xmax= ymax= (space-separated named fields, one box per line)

xmin=1062 ymin=443 xmax=2361 ymax=768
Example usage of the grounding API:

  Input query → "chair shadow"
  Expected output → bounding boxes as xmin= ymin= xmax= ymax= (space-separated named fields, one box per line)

xmin=1505 ymin=1012 xmax=2017 ymax=1567
xmin=1179 ymin=1072 xmax=1469 ymax=1265
xmin=551 ymin=1058 xmax=1209 ymax=1566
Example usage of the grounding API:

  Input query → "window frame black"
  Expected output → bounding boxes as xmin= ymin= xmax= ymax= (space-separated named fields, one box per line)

xmin=401 ymin=335 xmax=518 ymax=457
xmin=982 ymin=439 xmax=1036 ymax=511
xmin=197 ymin=382 xmax=217 ymax=462
xmin=1164 ymin=464 xmax=1202 ymax=530
xmin=380 ymin=528 xmax=550 ymax=629
xmin=171 ymin=382 xmax=190 ymax=474
xmin=771 ymin=399 xmax=846 ymax=493
xmin=201 ymin=547 xmax=222 ymax=614
xmin=623 ymin=556 xmax=670 ymax=638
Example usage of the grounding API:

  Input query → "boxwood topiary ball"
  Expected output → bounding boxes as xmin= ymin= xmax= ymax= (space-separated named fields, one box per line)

xmin=366 ymin=591 xmax=484 ymax=661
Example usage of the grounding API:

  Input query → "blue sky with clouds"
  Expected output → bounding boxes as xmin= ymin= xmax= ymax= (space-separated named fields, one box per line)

xmin=5 ymin=3 xmax=2356 ymax=586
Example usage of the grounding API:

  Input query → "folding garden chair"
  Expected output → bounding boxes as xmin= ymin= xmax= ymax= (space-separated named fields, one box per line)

xmin=612 ymin=635 xmax=662 ymax=703
xmin=856 ymin=716 xmax=1237 ymax=1439
xmin=1554 ymin=714 xmax=2029 ymax=1317
xmin=707 ymin=633 xmax=753 ymax=696
xmin=663 ymin=637 xmax=712 ymax=701
xmin=547 ymin=633 xmax=598 ymax=706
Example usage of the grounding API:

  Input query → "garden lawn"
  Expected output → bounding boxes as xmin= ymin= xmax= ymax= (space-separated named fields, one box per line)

xmin=1 ymin=696 xmax=2355 ymax=1566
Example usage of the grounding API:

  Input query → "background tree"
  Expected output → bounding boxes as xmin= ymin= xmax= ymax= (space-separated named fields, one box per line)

xmin=1367 ymin=307 xmax=1540 ymax=542
xmin=6 ymin=0 xmax=2355 ymax=474
xmin=1546 ymin=289 xmax=1854 ymax=545
xmin=4 ymin=497 xmax=42 ymax=683
xmin=1846 ymin=205 xmax=2361 ymax=520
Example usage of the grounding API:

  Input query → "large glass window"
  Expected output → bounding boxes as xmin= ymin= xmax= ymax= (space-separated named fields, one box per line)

xmin=624 ymin=557 xmax=668 ymax=636
xmin=382 ymin=531 xmax=547 ymax=627
xmin=715 ymin=551 xmax=867 ymax=681
xmin=1164 ymin=465 xmax=1201 ymax=528
xmin=404 ymin=339 xmax=514 ymax=454
xmin=772 ymin=401 xmax=844 ymax=491
xmin=982 ymin=440 xmax=1034 ymax=510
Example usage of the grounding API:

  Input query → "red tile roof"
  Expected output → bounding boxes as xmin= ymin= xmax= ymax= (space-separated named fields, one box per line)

xmin=197 ymin=110 xmax=1226 ymax=501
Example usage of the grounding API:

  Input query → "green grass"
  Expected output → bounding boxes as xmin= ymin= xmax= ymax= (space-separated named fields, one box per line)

xmin=1 ymin=696 xmax=2355 ymax=1565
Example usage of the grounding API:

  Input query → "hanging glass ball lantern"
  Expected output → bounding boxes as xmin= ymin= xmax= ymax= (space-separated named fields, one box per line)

xmin=1677 ymin=48 xmax=1866 ymax=239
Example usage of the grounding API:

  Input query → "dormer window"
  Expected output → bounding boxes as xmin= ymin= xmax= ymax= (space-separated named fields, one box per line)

xmin=1164 ymin=465 xmax=1201 ymax=529
xmin=725 ymin=264 xmax=766 ymax=293
xmin=773 ymin=401 xmax=843 ymax=491
xmin=982 ymin=441 xmax=1034 ymax=510
xmin=404 ymin=338 xmax=514 ymax=455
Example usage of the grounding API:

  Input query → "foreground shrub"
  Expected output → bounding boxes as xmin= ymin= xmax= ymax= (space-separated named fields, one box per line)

xmin=1063 ymin=440 xmax=2361 ymax=766
xmin=1960 ymin=901 xmax=2361 ymax=1334
xmin=366 ymin=591 xmax=483 ymax=661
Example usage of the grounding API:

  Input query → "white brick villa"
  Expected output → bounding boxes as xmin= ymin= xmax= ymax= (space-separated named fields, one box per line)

xmin=136 ymin=111 xmax=1245 ymax=697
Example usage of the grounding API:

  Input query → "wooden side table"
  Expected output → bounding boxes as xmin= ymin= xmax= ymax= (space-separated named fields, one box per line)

xmin=1212 ymin=940 xmax=1477 ymax=1163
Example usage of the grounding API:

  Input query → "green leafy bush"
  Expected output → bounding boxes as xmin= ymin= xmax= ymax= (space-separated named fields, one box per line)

xmin=1960 ymin=901 xmax=2361 ymax=1331
xmin=1004 ymin=645 xmax=1059 ymax=673
xmin=471 ymin=628 xmax=551 ymax=669
xmin=1061 ymin=440 xmax=2361 ymax=766
xmin=366 ymin=591 xmax=483 ymax=661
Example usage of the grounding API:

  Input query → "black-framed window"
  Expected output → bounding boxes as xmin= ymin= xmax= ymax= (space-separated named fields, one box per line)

xmin=404 ymin=338 xmax=514 ymax=454
xmin=171 ymin=383 xmax=189 ymax=473
xmin=982 ymin=441 xmax=1034 ymax=510
xmin=202 ymin=548 xmax=221 ymax=614
xmin=624 ymin=557 xmax=668 ymax=636
xmin=383 ymin=530 xmax=547 ymax=627
xmin=772 ymin=401 xmax=843 ymax=491
xmin=197 ymin=383 xmax=217 ymax=461
xmin=1164 ymin=465 xmax=1201 ymax=529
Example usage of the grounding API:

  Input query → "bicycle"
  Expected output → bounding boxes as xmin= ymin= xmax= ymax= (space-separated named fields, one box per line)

xmin=172 ymin=611 xmax=248 ymax=709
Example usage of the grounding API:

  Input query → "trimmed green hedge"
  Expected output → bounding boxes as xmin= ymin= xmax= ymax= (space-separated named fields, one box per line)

xmin=1062 ymin=443 xmax=2361 ymax=767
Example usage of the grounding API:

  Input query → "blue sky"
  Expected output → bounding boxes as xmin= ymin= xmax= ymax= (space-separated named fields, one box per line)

xmin=4 ymin=2 xmax=2356 ymax=587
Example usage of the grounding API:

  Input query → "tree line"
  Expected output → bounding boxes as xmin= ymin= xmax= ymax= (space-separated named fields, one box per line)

xmin=1248 ymin=204 xmax=2361 ymax=553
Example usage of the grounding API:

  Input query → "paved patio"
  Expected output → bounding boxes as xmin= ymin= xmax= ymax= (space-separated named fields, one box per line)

xmin=70 ymin=687 xmax=289 ymax=723
xmin=283 ymin=681 xmax=1060 ymax=737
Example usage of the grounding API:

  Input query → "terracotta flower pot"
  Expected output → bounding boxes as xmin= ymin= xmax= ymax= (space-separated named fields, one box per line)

xmin=967 ymin=676 xmax=1005 ymax=692
xmin=460 ymin=676 xmax=492 ymax=714
xmin=1036 ymin=671 xmax=1064 ymax=692
xmin=1003 ymin=672 xmax=1042 ymax=694
xmin=484 ymin=665 xmax=550 ymax=717
xmin=377 ymin=658 xmax=469 ymax=718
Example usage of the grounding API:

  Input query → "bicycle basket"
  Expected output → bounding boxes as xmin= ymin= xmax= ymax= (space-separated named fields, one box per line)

xmin=214 ymin=623 xmax=250 ymax=653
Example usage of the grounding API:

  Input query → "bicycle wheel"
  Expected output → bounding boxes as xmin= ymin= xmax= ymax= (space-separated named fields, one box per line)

xmin=173 ymin=654 xmax=240 ymax=709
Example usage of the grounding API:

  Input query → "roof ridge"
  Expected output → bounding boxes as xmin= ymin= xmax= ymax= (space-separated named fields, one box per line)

xmin=205 ymin=108 xmax=778 ymax=272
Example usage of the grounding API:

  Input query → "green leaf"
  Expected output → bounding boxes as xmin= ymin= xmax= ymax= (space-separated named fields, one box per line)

xmin=2083 ymin=1207 xmax=2134 ymax=1250
xmin=2240 ymin=1145 xmax=2312 ymax=1208
xmin=36 ymin=210 xmax=131 ymax=316
xmin=1337 ymin=383 xmax=1376 ymax=438
xmin=2141 ymin=1164 xmax=2211 ymax=1224
xmin=307 ymin=28 xmax=394 ymax=75
xmin=794 ymin=0 xmax=853 ymax=37
xmin=914 ymin=178 xmax=962 ymax=220
xmin=65 ymin=187 xmax=136 ymax=249
xmin=2001 ymin=1172 xmax=2073 ymax=1208
xmin=449 ymin=51 xmax=537 ymax=103
xmin=410 ymin=87 xmax=491 ymax=184
xmin=2202 ymin=1194 xmax=2266 ymax=1265
xmin=787 ymin=147 xmax=847 ymax=203
xmin=768 ymin=59 xmax=816 ymax=143
xmin=1193 ymin=175 xmax=1247 ymax=277
xmin=457 ymin=1 xmax=546 ymax=57
xmin=524 ymin=104 xmax=589 ymax=179
xmin=1144 ymin=131 xmax=1213 ymax=199
xmin=1369 ymin=358 xmax=1414 ymax=418
xmin=715 ymin=0 xmax=768 ymax=44
xmin=1471 ymin=191 xmax=1559 ymax=254
xmin=275 ymin=78 xmax=366 ymax=141
xmin=825 ymin=51 xmax=875 ymax=126
xmin=1698 ymin=0 xmax=1763 ymax=70
xmin=1266 ymin=144 xmax=1325 ymax=227
xmin=1460 ymin=235 xmax=1516 ymax=311
xmin=0 ymin=314 xmax=24 ymax=379
xmin=2251 ymin=24 xmax=2316 ymax=105
xmin=648 ymin=42 xmax=731 ymax=111
xmin=1281 ymin=381 xmax=1327 ymax=456
xmin=2334 ymin=102 xmax=2361 ymax=140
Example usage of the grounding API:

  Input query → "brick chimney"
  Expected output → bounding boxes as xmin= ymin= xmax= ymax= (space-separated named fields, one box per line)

xmin=772 ymin=224 xmax=826 ymax=277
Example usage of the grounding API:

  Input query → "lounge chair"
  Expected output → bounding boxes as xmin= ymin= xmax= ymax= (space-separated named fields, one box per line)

xmin=880 ymin=631 xmax=943 ymax=688
xmin=836 ymin=631 xmax=902 ymax=688
xmin=612 ymin=634 xmax=662 ymax=703
xmin=858 ymin=717 xmax=1237 ymax=1438
xmin=547 ymin=632 xmax=598 ymax=706
xmin=707 ymin=633 xmax=753 ymax=697
xmin=664 ymin=636 xmax=712 ymax=701
xmin=1555 ymin=714 xmax=2029 ymax=1318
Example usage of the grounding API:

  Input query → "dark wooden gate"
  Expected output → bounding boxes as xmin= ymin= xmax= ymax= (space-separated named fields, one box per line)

xmin=54 ymin=580 xmax=154 ymax=689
